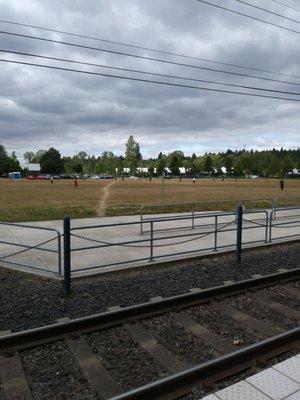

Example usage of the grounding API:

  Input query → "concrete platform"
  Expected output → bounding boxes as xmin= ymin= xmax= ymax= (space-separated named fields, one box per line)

xmin=201 ymin=354 xmax=300 ymax=399
xmin=0 ymin=208 xmax=299 ymax=278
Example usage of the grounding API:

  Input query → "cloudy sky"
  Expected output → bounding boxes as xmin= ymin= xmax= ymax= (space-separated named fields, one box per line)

xmin=0 ymin=0 xmax=299 ymax=159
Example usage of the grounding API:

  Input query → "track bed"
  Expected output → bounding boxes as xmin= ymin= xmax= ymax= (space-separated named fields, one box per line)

xmin=0 ymin=272 xmax=299 ymax=400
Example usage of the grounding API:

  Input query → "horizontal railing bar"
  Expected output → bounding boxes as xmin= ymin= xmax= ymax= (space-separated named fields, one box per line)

xmin=71 ymin=221 xmax=269 ymax=253
xmin=0 ymin=240 xmax=58 ymax=253
xmin=271 ymin=234 xmax=300 ymax=240
xmin=0 ymin=259 xmax=60 ymax=276
xmin=0 ymin=221 xmax=61 ymax=235
xmin=71 ymin=257 xmax=151 ymax=273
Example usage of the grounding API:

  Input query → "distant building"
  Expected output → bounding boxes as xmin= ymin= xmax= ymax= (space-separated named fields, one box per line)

xmin=20 ymin=163 xmax=41 ymax=176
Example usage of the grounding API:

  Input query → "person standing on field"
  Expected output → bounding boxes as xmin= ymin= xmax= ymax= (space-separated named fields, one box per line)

xmin=50 ymin=176 xmax=53 ymax=184
xmin=279 ymin=179 xmax=284 ymax=191
xmin=74 ymin=178 xmax=78 ymax=189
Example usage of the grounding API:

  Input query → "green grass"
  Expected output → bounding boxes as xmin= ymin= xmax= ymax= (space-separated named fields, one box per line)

xmin=0 ymin=205 xmax=94 ymax=222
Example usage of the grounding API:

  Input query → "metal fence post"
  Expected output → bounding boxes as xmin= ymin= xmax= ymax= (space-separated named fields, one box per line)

xmin=214 ymin=215 xmax=218 ymax=251
xmin=63 ymin=215 xmax=71 ymax=295
xmin=236 ymin=205 xmax=243 ymax=263
xmin=265 ymin=212 xmax=269 ymax=243
xmin=149 ymin=221 xmax=154 ymax=262
xmin=269 ymin=211 xmax=273 ymax=243
xmin=140 ymin=208 xmax=143 ymax=235
xmin=192 ymin=208 xmax=195 ymax=229
xmin=272 ymin=198 xmax=276 ymax=221
xmin=58 ymin=233 xmax=62 ymax=276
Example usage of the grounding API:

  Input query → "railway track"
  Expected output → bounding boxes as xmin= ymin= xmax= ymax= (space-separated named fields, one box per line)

xmin=0 ymin=268 xmax=299 ymax=400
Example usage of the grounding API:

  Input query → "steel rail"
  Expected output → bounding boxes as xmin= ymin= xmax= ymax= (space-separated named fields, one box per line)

xmin=110 ymin=327 xmax=300 ymax=400
xmin=0 ymin=268 xmax=298 ymax=352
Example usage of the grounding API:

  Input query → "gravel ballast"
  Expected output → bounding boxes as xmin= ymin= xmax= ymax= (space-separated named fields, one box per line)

xmin=86 ymin=327 xmax=166 ymax=391
xmin=143 ymin=314 xmax=218 ymax=366
xmin=186 ymin=304 xmax=260 ymax=346
xmin=0 ymin=242 xmax=299 ymax=332
xmin=227 ymin=294 xmax=298 ymax=330
xmin=20 ymin=341 xmax=95 ymax=399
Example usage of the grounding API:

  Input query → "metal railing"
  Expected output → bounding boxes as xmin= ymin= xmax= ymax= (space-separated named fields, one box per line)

xmin=0 ymin=221 xmax=62 ymax=276
xmin=67 ymin=209 xmax=269 ymax=276
xmin=1 ymin=204 xmax=299 ymax=295
xmin=140 ymin=196 xmax=300 ymax=234
xmin=269 ymin=206 xmax=300 ymax=242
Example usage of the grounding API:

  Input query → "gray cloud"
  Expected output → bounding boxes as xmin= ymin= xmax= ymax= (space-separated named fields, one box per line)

xmin=0 ymin=0 xmax=299 ymax=159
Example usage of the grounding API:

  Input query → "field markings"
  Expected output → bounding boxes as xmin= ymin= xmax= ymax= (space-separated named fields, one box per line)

xmin=96 ymin=180 xmax=115 ymax=216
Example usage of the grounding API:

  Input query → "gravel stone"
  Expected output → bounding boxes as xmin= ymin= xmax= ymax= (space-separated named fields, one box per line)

xmin=0 ymin=243 xmax=298 ymax=333
xmin=227 ymin=294 xmax=297 ymax=330
xmin=20 ymin=341 xmax=95 ymax=399
xmin=260 ymin=285 xmax=299 ymax=309
xmin=85 ymin=326 xmax=167 ymax=391
xmin=143 ymin=314 xmax=218 ymax=366
xmin=186 ymin=304 xmax=260 ymax=346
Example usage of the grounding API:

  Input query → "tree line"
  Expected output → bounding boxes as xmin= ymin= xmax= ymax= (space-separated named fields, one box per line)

xmin=1 ymin=135 xmax=299 ymax=178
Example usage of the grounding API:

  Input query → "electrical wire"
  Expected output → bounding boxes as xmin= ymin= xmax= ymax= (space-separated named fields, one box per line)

xmin=0 ymin=30 xmax=299 ymax=87
xmin=1 ymin=58 xmax=299 ymax=102
xmin=233 ymin=0 xmax=300 ymax=24
xmin=268 ymin=0 xmax=300 ymax=13
xmin=195 ymin=0 xmax=300 ymax=35
xmin=1 ymin=48 xmax=299 ymax=96
xmin=0 ymin=18 xmax=299 ymax=79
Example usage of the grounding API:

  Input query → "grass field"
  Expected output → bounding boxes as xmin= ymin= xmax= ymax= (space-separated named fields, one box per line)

xmin=1 ymin=177 xmax=300 ymax=222
xmin=0 ymin=179 xmax=108 ymax=222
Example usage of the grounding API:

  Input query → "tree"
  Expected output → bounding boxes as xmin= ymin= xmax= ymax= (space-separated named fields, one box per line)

xmin=203 ymin=155 xmax=214 ymax=174
xmin=73 ymin=162 xmax=83 ymax=174
xmin=77 ymin=151 xmax=88 ymax=161
xmin=40 ymin=148 xmax=64 ymax=174
xmin=169 ymin=153 xmax=181 ymax=176
xmin=125 ymin=135 xmax=141 ymax=174
xmin=156 ymin=157 xmax=166 ymax=176
xmin=5 ymin=156 xmax=21 ymax=172
xmin=23 ymin=151 xmax=35 ymax=163
xmin=0 ymin=144 xmax=8 ymax=175
xmin=280 ymin=155 xmax=294 ymax=177
xmin=224 ymin=156 xmax=233 ymax=174
xmin=32 ymin=150 xmax=46 ymax=163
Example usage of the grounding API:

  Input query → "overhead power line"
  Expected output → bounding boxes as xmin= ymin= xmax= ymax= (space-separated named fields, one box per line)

xmin=1 ymin=58 xmax=299 ymax=102
xmin=233 ymin=0 xmax=300 ymax=24
xmin=2 ymin=48 xmax=299 ymax=96
xmin=195 ymin=0 xmax=300 ymax=35
xmin=268 ymin=0 xmax=300 ymax=13
xmin=0 ymin=18 xmax=299 ymax=79
xmin=0 ymin=30 xmax=299 ymax=87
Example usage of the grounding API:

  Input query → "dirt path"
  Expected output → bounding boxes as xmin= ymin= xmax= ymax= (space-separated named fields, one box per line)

xmin=96 ymin=180 xmax=115 ymax=216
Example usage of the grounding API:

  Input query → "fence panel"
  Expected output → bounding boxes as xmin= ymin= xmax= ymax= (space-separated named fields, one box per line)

xmin=0 ymin=221 xmax=61 ymax=276
xmin=69 ymin=209 xmax=271 ymax=276
xmin=269 ymin=206 xmax=300 ymax=242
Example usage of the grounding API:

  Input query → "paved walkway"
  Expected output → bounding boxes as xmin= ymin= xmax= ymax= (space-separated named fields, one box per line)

xmin=0 ymin=208 xmax=299 ymax=278
xmin=201 ymin=354 xmax=300 ymax=399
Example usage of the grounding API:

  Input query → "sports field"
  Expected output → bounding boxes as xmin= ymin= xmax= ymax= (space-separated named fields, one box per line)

xmin=0 ymin=178 xmax=300 ymax=222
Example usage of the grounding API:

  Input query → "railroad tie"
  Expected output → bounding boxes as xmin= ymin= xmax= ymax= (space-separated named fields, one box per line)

xmin=0 ymin=330 xmax=32 ymax=400
xmin=211 ymin=301 xmax=283 ymax=337
xmin=247 ymin=293 xmax=300 ymax=321
xmin=56 ymin=318 xmax=122 ymax=399
xmin=125 ymin=322 xmax=188 ymax=374
xmin=282 ymin=285 xmax=300 ymax=299
xmin=173 ymin=311 xmax=235 ymax=354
